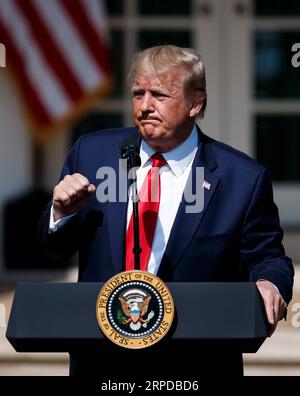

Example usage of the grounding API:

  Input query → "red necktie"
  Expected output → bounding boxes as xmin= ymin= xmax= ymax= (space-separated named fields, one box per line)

xmin=125 ymin=153 xmax=166 ymax=271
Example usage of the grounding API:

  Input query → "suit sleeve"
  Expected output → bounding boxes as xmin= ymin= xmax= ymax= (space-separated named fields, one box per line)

xmin=240 ymin=168 xmax=294 ymax=304
xmin=37 ymin=137 xmax=84 ymax=262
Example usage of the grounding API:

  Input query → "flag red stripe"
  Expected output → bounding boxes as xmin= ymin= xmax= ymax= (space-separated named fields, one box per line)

xmin=61 ymin=0 xmax=110 ymax=75
xmin=0 ymin=0 xmax=111 ymax=136
xmin=15 ymin=0 xmax=84 ymax=102
xmin=0 ymin=19 xmax=51 ymax=128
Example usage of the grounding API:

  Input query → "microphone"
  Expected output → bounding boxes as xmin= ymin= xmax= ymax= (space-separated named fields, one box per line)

xmin=120 ymin=139 xmax=141 ymax=171
xmin=120 ymin=139 xmax=141 ymax=270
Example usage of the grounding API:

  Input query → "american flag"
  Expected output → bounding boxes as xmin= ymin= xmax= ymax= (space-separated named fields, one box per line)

xmin=0 ymin=0 xmax=111 ymax=142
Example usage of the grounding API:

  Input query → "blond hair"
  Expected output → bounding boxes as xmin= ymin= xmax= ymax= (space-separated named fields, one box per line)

xmin=128 ymin=45 xmax=207 ymax=118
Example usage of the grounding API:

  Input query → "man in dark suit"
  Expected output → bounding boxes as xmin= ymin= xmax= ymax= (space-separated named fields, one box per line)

xmin=39 ymin=45 xmax=293 ymax=376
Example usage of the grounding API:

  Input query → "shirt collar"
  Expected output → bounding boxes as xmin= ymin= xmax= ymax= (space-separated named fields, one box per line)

xmin=139 ymin=125 xmax=199 ymax=177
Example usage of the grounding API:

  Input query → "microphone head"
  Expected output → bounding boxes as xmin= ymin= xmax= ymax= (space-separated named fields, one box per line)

xmin=121 ymin=138 xmax=139 ymax=157
xmin=120 ymin=139 xmax=141 ymax=170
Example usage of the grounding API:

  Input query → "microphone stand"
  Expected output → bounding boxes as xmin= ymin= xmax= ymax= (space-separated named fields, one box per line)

xmin=121 ymin=141 xmax=142 ymax=270
xmin=129 ymin=158 xmax=141 ymax=270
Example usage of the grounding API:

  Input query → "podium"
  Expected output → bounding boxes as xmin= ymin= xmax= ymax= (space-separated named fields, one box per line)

xmin=6 ymin=282 xmax=269 ymax=376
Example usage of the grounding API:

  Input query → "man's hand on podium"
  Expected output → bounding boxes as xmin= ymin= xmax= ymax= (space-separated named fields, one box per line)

xmin=256 ymin=280 xmax=287 ymax=337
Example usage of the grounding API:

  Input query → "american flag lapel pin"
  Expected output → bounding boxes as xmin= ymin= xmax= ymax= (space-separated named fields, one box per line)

xmin=202 ymin=181 xmax=211 ymax=190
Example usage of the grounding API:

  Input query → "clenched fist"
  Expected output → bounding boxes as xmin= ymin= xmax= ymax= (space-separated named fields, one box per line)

xmin=52 ymin=173 xmax=96 ymax=221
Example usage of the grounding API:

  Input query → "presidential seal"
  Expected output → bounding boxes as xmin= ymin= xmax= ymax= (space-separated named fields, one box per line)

xmin=96 ymin=270 xmax=174 ymax=349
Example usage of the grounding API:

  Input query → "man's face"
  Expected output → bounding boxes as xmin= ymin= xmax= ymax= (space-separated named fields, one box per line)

xmin=131 ymin=67 xmax=201 ymax=152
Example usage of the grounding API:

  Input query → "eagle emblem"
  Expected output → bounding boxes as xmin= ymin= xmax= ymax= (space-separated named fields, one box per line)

xmin=118 ymin=288 xmax=155 ymax=331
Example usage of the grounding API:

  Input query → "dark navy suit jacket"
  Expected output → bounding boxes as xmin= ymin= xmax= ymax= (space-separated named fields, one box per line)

xmin=40 ymin=126 xmax=293 ymax=303
xmin=39 ymin=126 xmax=293 ymax=375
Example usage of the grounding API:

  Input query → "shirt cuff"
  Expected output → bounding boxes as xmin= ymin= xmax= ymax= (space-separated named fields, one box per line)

xmin=49 ymin=206 xmax=77 ymax=233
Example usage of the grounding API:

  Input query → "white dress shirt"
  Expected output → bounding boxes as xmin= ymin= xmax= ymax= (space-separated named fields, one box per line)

xmin=126 ymin=126 xmax=198 ymax=274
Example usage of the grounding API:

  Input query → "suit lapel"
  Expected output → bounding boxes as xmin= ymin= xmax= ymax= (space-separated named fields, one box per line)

xmin=157 ymin=129 xmax=220 ymax=279
xmin=107 ymin=199 xmax=128 ymax=274
xmin=107 ymin=129 xmax=141 ymax=273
